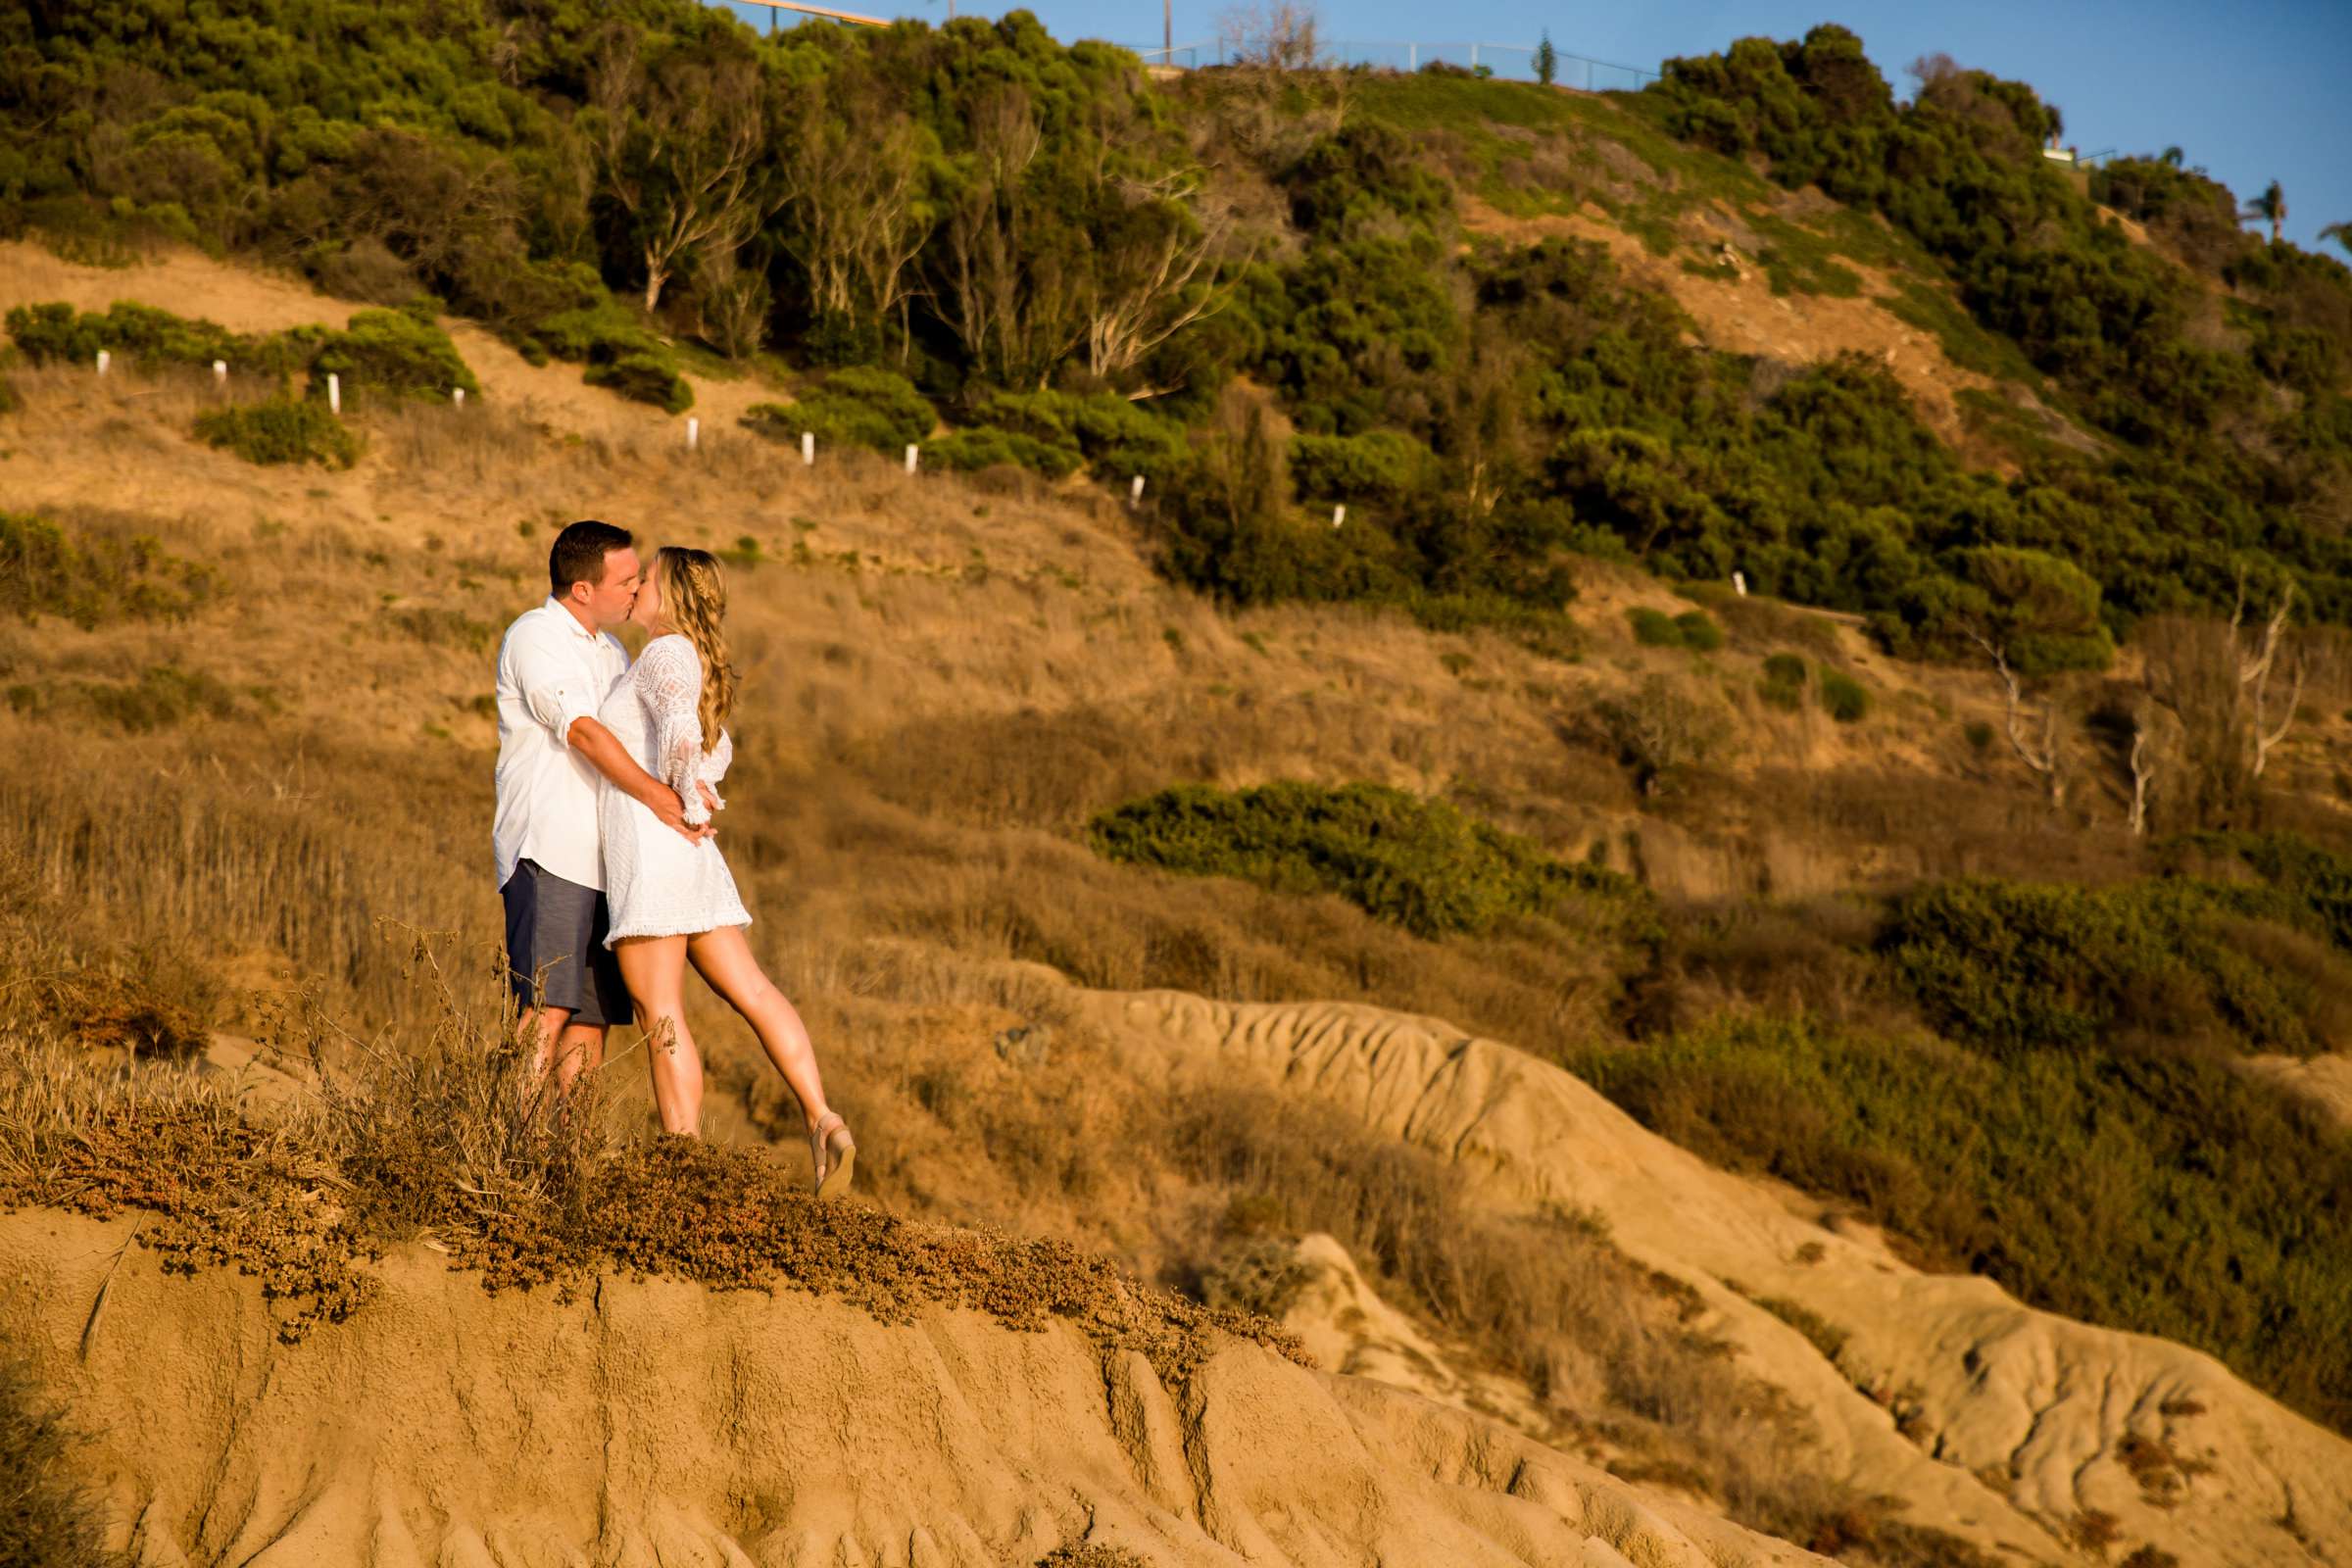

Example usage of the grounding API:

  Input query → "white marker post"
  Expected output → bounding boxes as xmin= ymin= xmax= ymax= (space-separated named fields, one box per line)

xmin=1130 ymin=474 xmax=1146 ymax=507
xmin=453 ymin=386 xmax=466 ymax=409
xmin=905 ymin=443 xmax=919 ymax=474
xmin=326 ymin=373 xmax=341 ymax=415
xmin=212 ymin=360 xmax=227 ymax=387
xmin=686 ymin=416 xmax=700 ymax=452
xmin=1332 ymin=504 xmax=1347 ymax=529
xmin=95 ymin=350 xmax=110 ymax=377
xmin=1733 ymin=570 xmax=1748 ymax=597
xmin=801 ymin=430 xmax=815 ymax=466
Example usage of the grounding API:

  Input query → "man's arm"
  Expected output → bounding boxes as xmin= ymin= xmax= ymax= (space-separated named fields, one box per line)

xmin=566 ymin=716 xmax=712 ymax=842
xmin=509 ymin=626 xmax=709 ymax=843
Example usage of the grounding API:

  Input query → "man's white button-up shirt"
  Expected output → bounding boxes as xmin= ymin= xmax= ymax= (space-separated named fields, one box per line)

xmin=493 ymin=598 xmax=630 ymax=891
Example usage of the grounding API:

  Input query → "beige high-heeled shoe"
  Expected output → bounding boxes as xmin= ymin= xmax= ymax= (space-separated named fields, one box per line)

xmin=809 ymin=1111 xmax=856 ymax=1200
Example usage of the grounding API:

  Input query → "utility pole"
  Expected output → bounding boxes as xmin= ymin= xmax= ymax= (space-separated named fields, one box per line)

xmin=1163 ymin=0 xmax=1171 ymax=58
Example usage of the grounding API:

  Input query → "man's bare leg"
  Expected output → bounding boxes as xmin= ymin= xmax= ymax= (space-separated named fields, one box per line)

xmin=522 ymin=1005 xmax=605 ymax=1087
xmin=549 ymin=1021 xmax=606 ymax=1089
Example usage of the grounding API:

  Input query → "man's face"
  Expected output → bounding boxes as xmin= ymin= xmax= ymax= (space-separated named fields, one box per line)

xmin=574 ymin=546 xmax=642 ymax=631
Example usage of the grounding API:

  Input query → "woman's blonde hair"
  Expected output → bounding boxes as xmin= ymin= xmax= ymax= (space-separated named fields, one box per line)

xmin=654 ymin=546 xmax=735 ymax=752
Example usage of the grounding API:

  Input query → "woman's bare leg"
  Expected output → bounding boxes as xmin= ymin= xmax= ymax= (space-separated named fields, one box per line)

xmin=614 ymin=935 xmax=702 ymax=1136
xmin=686 ymin=926 xmax=831 ymax=1133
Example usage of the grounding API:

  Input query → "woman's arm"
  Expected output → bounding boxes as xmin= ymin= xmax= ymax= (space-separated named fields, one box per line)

xmin=565 ymin=715 xmax=709 ymax=841
xmin=639 ymin=640 xmax=713 ymax=826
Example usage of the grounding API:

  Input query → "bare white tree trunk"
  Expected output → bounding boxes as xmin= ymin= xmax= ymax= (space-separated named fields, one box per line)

xmin=1970 ymin=632 xmax=2066 ymax=807
xmin=2127 ymin=724 xmax=2156 ymax=835
xmin=2233 ymin=577 xmax=2306 ymax=780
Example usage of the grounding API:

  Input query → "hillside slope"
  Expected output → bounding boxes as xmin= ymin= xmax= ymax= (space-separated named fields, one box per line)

xmin=1079 ymin=991 xmax=2352 ymax=1568
xmin=0 ymin=1209 xmax=1816 ymax=1568
xmin=5 ymin=74 xmax=2352 ymax=1566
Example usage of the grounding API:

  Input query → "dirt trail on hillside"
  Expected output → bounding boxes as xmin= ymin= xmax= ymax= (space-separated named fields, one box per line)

xmin=1078 ymin=991 xmax=2352 ymax=1568
xmin=0 ymin=1210 xmax=1821 ymax=1568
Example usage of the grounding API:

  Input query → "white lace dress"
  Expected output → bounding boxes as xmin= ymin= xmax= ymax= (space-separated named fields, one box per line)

xmin=598 ymin=634 xmax=751 ymax=945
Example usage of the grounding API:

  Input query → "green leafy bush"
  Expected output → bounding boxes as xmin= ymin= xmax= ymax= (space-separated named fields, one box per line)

xmin=1881 ymin=876 xmax=2347 ymax=1057
xmin=1817 ymin=668 xmax=1869 ymax=722
xmin=1673 ymin=609 xmax=1723 ymax=651
xmin=0 ymin=513 xmax=215 ymax=628
xmin=926 ymin=426 xmax=1082 ymax=478
xmin=1759 ymin=652 xmax=1806 ymax=710
xmin=1289 ymin=430 xmax=1439 ymax=508
xmin=306 ymin=305 xmax=478 ymax=407
xmin=1626 ymin=607 xmax=1720 ymax=650
xmin=750 ymin=368 xmax=932 ymax=455
xmin=2163 ymin=831 xmax=2352 ymax=952
xmin=513 ymin=289 xmax=690 ymax=414
xmin=194 ymin=397 xmax=361 ymax=468
xmin=5 ymin=300 xmax=299 ymax=375
xmin=583 ymin=353 xmax=691 ymax=416
xmin=5 ymin=301 xmax=477 ymax=411
xmin=1089 ymin=780 xmax=1640 ymax=939
xmin=1628 ymin=607 xmax=1684 ymax=646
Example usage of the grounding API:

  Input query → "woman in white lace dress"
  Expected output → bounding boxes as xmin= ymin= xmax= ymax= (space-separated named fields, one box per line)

xmin=600 ymin=546 xmax=856 ymax=1196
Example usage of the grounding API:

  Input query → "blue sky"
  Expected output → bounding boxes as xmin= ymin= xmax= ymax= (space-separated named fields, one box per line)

xmin=726 ymin=0 xmax=2352 ymax=254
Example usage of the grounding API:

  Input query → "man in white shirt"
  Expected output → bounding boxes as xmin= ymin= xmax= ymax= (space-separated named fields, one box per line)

xmin=494 ymin=519 xmax=708 ymax=1084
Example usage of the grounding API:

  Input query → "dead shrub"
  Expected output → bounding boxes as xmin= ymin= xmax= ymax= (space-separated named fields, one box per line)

xmin=1584 ymin=677 xmax=1728 ymax=799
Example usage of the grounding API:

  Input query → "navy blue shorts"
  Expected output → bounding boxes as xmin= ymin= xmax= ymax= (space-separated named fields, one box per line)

xmin=500 ymin=859 xmax=631 ymax=1029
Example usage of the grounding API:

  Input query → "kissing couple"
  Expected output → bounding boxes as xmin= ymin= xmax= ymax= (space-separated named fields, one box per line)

xmin=489 ymin=519 xmax=855 ymax=1198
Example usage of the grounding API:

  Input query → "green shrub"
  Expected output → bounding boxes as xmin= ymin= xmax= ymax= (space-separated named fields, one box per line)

xmin=306 ymin=305 xmax=478 ymax=407
xmin=1817 ymin=669 xmax=1869 ymax=722
xmin=1289 ymin=430 xmax=1439 ymax=508
xmin=0 ymin=513 xmax=215 ymax=628
xmin=194 ymin=397 xmax=361 ymax=468
xmin=2165 ymin=831 xmax=2352 ymax=952
xmin=516 ymin=294 xmax=690 ymax=413
xmin=750 ymin=367 xmax=931 ymax=455
xmin=1881 ymin=876 xmax=2345 ymax=1057
xmin=1672 ymin=609 xmax=1723 ymax=652
xmin=966 ymin=389 xmax=1187 ymax=481
xmin=1759 ymin=652 xmax=1806 ymax=710
xmin=1088 ymin=780 xmax=1642 ymax=940
xmin=583 ymin=353 xmax=691 ymax=415
xmin=1628 ymin=607 xmax=1685 ymax=646
xmin=927 ymin=426 xmax=1083 ymax=478
xmin=4 ymin=301 xmax=479 ymax=409
xmin=4 ymin=299 xmax=286 ymax=373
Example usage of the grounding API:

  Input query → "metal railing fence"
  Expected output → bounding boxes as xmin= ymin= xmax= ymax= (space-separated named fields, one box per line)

xmin=1127 ymin=38 xmax=1657 ymax=88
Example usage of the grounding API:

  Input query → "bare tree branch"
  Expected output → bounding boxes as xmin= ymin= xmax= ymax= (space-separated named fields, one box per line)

xmin=1967 ymin=630 xmax=2065 ymax=806
xmin=590 ymin=36 xmax=776 ymax=314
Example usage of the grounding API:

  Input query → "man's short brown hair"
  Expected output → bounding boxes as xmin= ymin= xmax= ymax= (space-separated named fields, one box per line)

xmin=549 ymin=520 xmax=635 ymax=595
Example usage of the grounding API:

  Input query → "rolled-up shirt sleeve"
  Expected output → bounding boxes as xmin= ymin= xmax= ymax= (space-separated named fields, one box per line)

xmin=512 ymin=623 xmax=596 ymax=746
